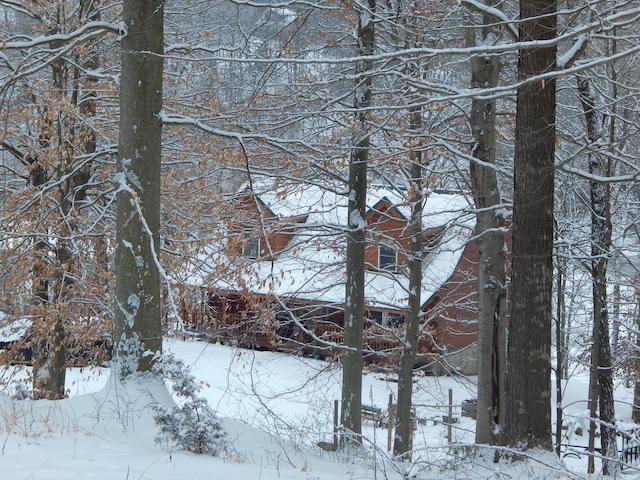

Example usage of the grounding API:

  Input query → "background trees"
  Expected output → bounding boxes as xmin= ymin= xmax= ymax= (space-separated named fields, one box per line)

xmin=0 ymin=0 xmax=639 ymax=475
xmin=0 ymin=0 xmax=120 ymax=398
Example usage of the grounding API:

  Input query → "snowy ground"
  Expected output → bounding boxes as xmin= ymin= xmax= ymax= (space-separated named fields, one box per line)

xmin=0 ymin=338 xmax=638 ymax=479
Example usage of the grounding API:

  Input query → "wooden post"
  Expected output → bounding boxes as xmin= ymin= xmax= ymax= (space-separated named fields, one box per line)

xmin=448 ymin=388 xmax=453 ymax=444
xmin=387 ymin=393 xmax=394 ymax=451
xmin=333 ymin=399 xmax=339 ymax=449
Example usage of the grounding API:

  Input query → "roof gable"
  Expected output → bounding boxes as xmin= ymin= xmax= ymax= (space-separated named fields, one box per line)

xmin=365 ymin=196 xmax=408 ymax=222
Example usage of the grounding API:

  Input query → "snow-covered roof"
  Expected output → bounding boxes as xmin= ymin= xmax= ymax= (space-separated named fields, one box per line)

xmin=247 ymin=181 xmax=470 ymax=229
xmin=182 ymin=181 xmax=475 ymax=310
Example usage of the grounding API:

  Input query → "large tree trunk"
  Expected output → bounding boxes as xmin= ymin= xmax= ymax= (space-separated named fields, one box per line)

xmin=393 ymin=107 xmax=422 ymax=460
xmin=505 ymin=0 xmax=557 ymax=452
xmin=113 ymin=0 xmax=164 ymax=378
xmin=340 ymin=0 xmax=375 ymax=446
xmin=466 ymin=0 xmax=507 ymax=450
xmin=634 ymin=296 xmax=640 ymax=423
xmin=577 ymin=74 xmax=617 ymax=476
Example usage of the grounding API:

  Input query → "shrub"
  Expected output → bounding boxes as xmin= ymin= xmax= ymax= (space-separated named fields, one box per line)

xmin=151 ymin=353 xmax=226 ymax=455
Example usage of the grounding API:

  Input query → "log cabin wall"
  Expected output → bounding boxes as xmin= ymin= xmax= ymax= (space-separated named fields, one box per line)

xmin=179 ymin=286 xmax=443 ymax=366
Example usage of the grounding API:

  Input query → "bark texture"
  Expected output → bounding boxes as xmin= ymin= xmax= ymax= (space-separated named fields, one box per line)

xmin=505 ymin=0 xmax=557 ymax=452
xmin=340 ymin=0 xmax=375 ymax=445
xmin=466 ymin=1 xmax=507 ymax=449
xmin=555 ymin=254 xmax=565 ymax=457
xmin=634 ymin=373 xmax=640 ymax=424
xmin=393 ymin=107 xmax=422 ymax=460
xmin=114 ymin=0 xmax=164 ymax=377
xmin=577 ymin=74 xmax=617 ymax=475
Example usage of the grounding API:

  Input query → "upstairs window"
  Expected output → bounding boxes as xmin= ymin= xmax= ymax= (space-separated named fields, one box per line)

xmin=379 ymin=245 xmax=397 ymax=271
xmin=242 ymin=231 xmax=260 ymax=259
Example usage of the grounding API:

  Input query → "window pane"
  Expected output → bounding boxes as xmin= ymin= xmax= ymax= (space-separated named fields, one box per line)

xmin=243 ymin=231 xmax=259 ymax=259
xmin=379 ymin=245 xmax=396 ymax=271
xmin=367 ymin=310 xmax=383 ymax=325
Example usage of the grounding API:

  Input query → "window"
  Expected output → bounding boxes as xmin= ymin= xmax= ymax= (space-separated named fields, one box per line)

xmin=379 ymin=245 xmax=397 ymax=271
xmin=367 ymin=310 xmax=404 ymax=328
xmin=387 ymin=313 xmax=405 ymax=327
xmin=367 ymin=310 xmax=383 ymax=325
xmin=242 ymin=231 xmax=260 ymax=259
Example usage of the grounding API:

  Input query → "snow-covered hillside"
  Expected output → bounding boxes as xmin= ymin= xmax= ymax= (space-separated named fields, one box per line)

xmin=0 ymin=338 xmax=637 ymax=479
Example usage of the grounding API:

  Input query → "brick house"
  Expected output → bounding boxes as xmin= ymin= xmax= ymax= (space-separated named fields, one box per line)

xmin=179 ymin=180 xmax=486 ymax=374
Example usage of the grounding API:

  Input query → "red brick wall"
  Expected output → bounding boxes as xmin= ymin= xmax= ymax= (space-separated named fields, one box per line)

xmin=227 ymin=194 xmax=299 ymax=258
xmin=365 ymin=202 xmax=410 ymax=269
xmin=424 ymin=239 xmax=480 ymax=351
xmin=424 ymin=228 xmax=512 ymax=353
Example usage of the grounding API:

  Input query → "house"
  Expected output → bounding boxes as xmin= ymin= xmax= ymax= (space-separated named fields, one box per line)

xmin=178 ymin=180 xmax=485 ymax=374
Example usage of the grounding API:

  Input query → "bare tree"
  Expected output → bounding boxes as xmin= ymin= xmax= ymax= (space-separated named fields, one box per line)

xmin=340 ymin=0 xmax=375 ymax=445
xmin=113 ymin=0 xmax=164 ymax=376
xmin=465 ymin=0 xmax=508 ymax=449
xmin=393 ymin=105 xmax=423 ymax=459
xmin=577 ymin=73 xmax=617 ymax=475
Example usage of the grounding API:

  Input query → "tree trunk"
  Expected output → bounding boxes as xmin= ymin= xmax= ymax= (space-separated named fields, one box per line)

xmin=576 ymin=74 xmax=617 ymax=476
xmin=555 ymin=255 xmax=564 ymax=457
xmin=505 ymin=0 xmax=557 ymax=452
xmin=634 ymin=380 xmax=640 ymax=424
xmin=466 ymin=1 xmax=507 ymax=450
xmin=32 ymin=15 xmax=67 ymax=399
xmin=32 ymin=2 xmax=103 ymax=399
xmin=634 ymin=295 xmax=640 ymax=423
xmin=393 ymin=107 xmax=422 ymax=460
xmin=611 ymin=283 xmax=620 ymax=356
xmin=563 ymin=272 xmax=572 ymax=378
xmin=113 ymin=0 xmax=164 ymax=378
xmin=340 ymin=0 xmax=375 ymax=446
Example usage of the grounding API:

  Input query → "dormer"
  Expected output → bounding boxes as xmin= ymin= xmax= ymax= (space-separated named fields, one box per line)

xmin=227 ymin=188 xmax=307 ymax=260
xmin=364 ymin=197 xmax=409 ymax=272
xmin=363 ymin=197 xmax=449 ymax=272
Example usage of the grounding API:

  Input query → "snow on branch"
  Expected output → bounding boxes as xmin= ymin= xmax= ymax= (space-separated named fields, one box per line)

xmin=561 ymin=166 xmax=639 ymax=183
xmin=460 ymin=0 xmax=518 ymax=40
xmin=227 ymin=0 xmax=339 ymax=10
xmin=557 ymin=34 xmax=590 ymax=69
xmin=164 ymin=7 xmax=639 ymax=66
xmin=0 ymin=21 xmax=125 ymax=50
xmin=159 ymin=111 xmax=323 ymax=155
